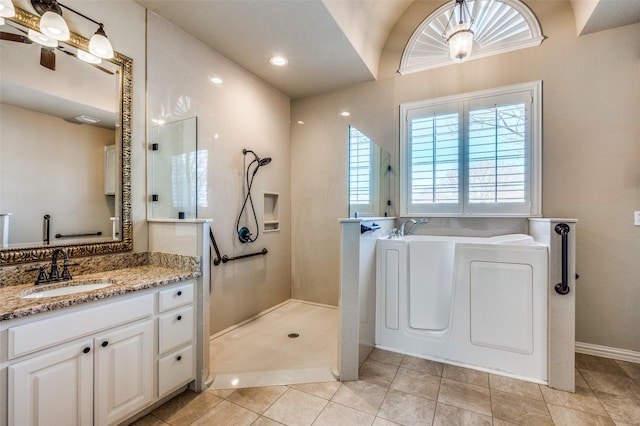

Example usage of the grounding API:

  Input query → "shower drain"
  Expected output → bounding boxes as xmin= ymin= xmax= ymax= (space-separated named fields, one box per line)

xmin=288 ymin=332 xmax=300 ymax=338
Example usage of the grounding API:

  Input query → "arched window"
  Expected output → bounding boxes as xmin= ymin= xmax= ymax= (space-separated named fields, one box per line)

xmin=400 ymin=0 xmax=544 ymax=74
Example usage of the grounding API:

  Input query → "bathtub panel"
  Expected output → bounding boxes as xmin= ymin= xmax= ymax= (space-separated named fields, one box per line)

xmin=408 ymin=241 xmax=456 ymax=331
xmin=384 ymin=249 xmax=400 ymax=330
xmin=470 ymin=261 xmax=533 ymax=354
xmin=375 ymin=236 xmax=548 ymax=384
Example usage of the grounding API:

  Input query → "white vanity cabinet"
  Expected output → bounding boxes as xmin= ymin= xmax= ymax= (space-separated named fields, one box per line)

xmin=1 ymin=280 xmax=197 ymax=426
xmin=9 ymin=338 xmax=94 ymax=426
xmin=94 ymin=319 xmax=154 ymax=426
xmin=157 ymin=281 xmax=195 ymax=398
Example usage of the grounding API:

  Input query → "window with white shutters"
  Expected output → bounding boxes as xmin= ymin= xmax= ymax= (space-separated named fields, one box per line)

xmin=400 ymin=81 xmax=541 ymax=217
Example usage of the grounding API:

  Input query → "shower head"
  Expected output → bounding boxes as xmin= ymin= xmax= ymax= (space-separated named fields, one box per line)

xmin=243 ymin=149 xmax=271 ymax=167
xmin=258 ymin=157 xmax=272 ymax=167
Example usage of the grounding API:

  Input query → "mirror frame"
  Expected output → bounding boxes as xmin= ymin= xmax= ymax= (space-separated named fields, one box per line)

xmin=0 ymin=6 xmax=133 ymax=265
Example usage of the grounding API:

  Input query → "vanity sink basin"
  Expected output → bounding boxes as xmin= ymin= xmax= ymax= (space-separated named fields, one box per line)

xmin=20 ymin=281 xmax=114 ymax=299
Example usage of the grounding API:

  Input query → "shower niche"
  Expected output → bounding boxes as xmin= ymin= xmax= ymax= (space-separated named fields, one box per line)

xmin=263 ymin=192 xmax=280 ymax=232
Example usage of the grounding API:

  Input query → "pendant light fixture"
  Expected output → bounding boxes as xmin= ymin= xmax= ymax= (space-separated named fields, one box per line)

xmin=0 ymin=0 xmax=16 ymax=26
xmin=442 ymin=0 xmax=475 ymax=63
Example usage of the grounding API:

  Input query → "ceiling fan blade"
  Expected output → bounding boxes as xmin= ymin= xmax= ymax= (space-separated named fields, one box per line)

xmin=40 ymin=47 xmax=56 ymax=70
xmin=0 ymin=32 xmax=32 ymax=44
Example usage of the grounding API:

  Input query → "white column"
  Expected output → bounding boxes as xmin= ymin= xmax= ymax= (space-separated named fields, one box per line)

xmin=338 ymin=218 xmax=361 ymax=381
xmin=529 ymin=218 xmax=577 ymax=392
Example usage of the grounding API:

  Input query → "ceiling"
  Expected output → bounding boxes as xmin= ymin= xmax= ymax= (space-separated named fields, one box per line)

xmin=136 ymin=0 xmax=412 ymax=99
xmin=5 ymin=0 xmax=639 ymax=101
xmin=135 ymin=0 xmax=640 ymax=99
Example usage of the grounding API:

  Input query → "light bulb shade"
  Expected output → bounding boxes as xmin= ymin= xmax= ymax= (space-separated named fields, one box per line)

xmin=39 ymin=10 xmax=69 ymax=41
xmin=446 ymin=23 xmax=474 ymax=62
xmin=27 ymin=29 xmax=58 ymax=47
xmin=89 ymin=26 xmax=113 ymax=59
xmin=0 ymin=0 xmax=15 ymax=18
xmin=77 ymin=49 xmax=101 ymax=64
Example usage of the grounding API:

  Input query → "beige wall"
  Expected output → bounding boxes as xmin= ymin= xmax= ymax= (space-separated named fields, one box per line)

xmin=0 ymin=104 xmax=115 ymax=245
xmin=291 ymin=79 xmax=395 ymax=305
xmin=292 ymin=1 xmax=640 ymax=352
xmin=146 ymin=13 xmax=292 ymax=334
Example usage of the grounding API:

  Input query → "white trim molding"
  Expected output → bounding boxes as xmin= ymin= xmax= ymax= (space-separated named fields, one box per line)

xmin=576 ymin=341 xmax=640 ymax=364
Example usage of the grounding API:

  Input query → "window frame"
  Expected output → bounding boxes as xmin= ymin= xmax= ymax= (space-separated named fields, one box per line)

xmin=400 ymin=81 xmax=542 ymax=217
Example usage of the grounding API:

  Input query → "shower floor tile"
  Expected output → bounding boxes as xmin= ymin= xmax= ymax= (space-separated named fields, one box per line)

xmin=210 ymin=299 xmax=338 ymax=389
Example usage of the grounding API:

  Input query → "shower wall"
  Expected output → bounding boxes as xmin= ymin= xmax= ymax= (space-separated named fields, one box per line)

xmin=146 ymin=12 xmax=292 ymax=334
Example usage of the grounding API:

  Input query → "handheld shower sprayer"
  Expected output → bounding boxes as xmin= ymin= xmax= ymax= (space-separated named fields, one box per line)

xmin=236 ymin=149 xmax=272 ymax=243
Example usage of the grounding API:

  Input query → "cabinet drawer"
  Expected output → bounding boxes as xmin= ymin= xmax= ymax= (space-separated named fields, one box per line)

xmin=158 ymin=306 xmax=194 ymax=355
xmin=8 ymin=293 xmax=154 ymax=359
xmin=158 ymin=281 xmax=194 ymax=313
xmin=158 ymin=345 xmax=194 ymax=398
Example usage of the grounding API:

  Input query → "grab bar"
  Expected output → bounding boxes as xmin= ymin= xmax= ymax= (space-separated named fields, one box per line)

xmin=554 ymin=223 xmax=570 ymax=295
xmin=55 ymin=231 xmax=102 ymax=239
xmin=210 ymin=228 xmax=267 ymax=266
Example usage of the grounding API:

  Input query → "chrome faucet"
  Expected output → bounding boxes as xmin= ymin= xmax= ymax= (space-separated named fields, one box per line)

xmin=399 ymin=218 xmax=429 ymax=236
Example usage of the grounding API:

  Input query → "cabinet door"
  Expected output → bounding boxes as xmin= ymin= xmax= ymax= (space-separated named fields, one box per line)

xmin=8 ymin=340 xmax=93 ymax=426
xmin=94 ymin=320 xmax=153 ymax=426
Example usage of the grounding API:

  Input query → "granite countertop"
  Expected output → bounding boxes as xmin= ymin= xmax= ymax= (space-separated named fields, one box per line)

xmin=0 ymin=265 xmax=200 ymax=322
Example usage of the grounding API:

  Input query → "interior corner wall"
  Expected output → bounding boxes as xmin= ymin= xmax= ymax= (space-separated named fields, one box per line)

xmin=146 ymin=12 xmax=292 ymax=335
xmin=290 ymin=79 xmax=395 ymax=306
xmin=293 ymin=0 xmax=640 ymax=352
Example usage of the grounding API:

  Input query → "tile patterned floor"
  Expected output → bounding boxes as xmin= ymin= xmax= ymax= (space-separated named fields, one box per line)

xmin=132 ymin=350 xmax=640 ymax=425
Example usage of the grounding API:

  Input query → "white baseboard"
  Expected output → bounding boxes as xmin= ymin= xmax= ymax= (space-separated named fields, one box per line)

xmin=575 ymin=341 xmax=640 ymax=363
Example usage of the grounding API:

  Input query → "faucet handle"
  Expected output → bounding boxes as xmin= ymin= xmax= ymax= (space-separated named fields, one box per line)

xmin=61 ymin=261 xmax=79 ymax=281
xmin=27 ymin=266 xmax=48 ymax=285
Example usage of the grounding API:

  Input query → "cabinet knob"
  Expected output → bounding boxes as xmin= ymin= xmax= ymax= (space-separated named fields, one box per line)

xmin=177 ymin=315 xmax=182 ymax=321
xmin=83 ymin=347 xmax=91 ymax=354
xmin=101 ymin=341 xmax=109 ymax=347
xmin=176 ymin=355 xmax=182 ymax=361
xmin=177 ymin=291 xmax=182 ymax=296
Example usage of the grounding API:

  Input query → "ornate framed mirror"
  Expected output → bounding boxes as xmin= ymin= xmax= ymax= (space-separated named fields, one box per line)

xmin=0 ymin=6 xmax=132 ymax=264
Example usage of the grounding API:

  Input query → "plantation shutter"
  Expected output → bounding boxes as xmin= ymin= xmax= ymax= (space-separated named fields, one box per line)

xmin=406 ymin=103 xmax=463 ymax=214
xmin=349 ymin=126 xmax=373 ymax=215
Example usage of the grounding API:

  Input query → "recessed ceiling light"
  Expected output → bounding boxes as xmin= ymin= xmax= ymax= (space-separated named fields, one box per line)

xmin=269 ymin=56 xmax=288 ymax=66
xmin=210 ymin=77 xmax=223 ymax=84
xmin=75 ymin=115 xmax=101 ymax=124
xmin=340 ymin=111 xmax=351 ymax=117
xmin=297 ymin=120 xmax=305 ymax=125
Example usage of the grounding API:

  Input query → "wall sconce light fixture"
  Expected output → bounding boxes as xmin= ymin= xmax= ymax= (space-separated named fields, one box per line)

xmin=30 ymin=0 xmax=114 ymax=58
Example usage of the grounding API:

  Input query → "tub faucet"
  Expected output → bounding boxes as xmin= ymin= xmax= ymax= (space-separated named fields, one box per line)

xmin=399 ymin=219 xmax=429 ymax=236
